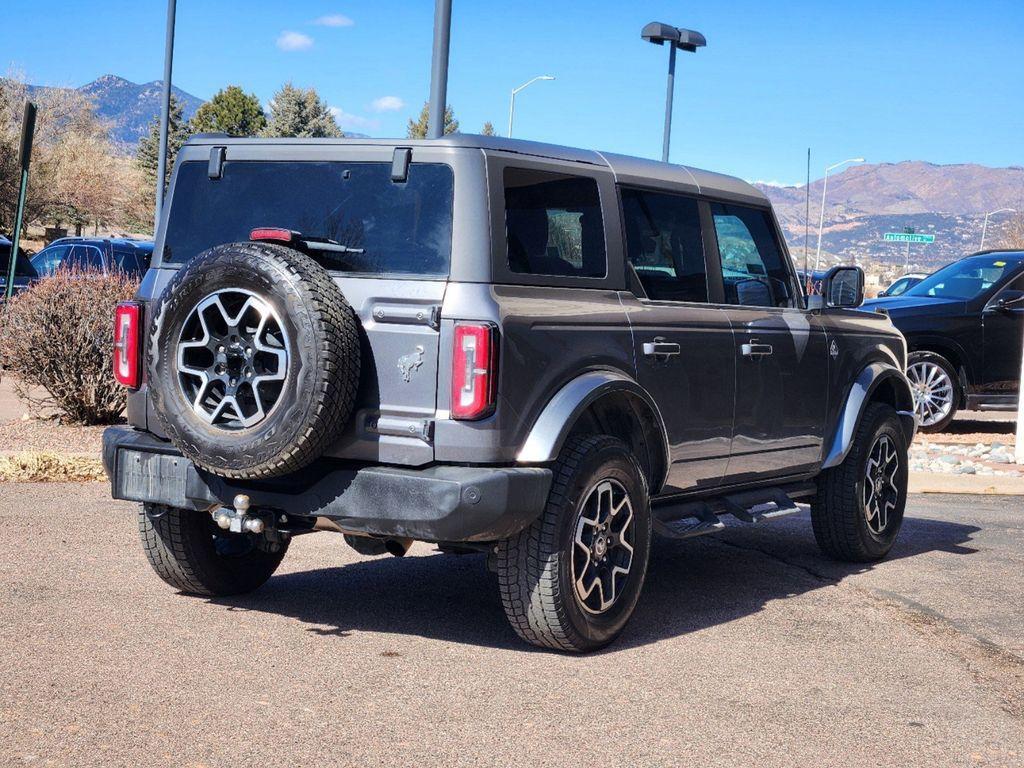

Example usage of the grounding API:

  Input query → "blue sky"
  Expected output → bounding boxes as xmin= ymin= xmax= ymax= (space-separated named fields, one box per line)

xmin=5 ymin=0 xmax=1023 ymax=184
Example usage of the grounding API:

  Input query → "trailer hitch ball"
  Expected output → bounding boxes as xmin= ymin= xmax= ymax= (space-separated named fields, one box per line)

xmin=233 ymin=494 xmax=251 ymax=513
xmin=215 ymin=511 xmax=232 ymax=530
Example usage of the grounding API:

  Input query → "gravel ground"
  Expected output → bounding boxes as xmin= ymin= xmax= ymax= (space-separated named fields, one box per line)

xmin=1 ymin=484 xmax=1021 ymax=767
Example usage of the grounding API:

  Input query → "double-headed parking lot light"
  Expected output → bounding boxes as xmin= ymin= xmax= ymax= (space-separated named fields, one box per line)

xmin=641 ymin=22 xmax=706 ymax=163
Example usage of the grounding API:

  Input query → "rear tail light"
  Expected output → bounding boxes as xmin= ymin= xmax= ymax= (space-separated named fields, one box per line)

xmin=451 ymin=322 xmax=498 ymax=420
xmin=113 ymin=301 xmax=141 ymax=389
xmin=249 ymin=227 xmax=295 ymax=243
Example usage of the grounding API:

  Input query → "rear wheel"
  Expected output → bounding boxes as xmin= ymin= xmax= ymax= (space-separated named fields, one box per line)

xmin=907 ymin=351 xmax=959 ymax=433
xmin=496 ymin=435 xmax=652 ymax=652
xmin=812 ymin=402 xmax=908 ymax=562
xmin=139 ymin=504 xmax=289 ymax=596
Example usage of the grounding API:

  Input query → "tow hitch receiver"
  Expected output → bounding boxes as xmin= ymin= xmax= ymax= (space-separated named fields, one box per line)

xmin=213 ymin=494 xmax=266 ymax=534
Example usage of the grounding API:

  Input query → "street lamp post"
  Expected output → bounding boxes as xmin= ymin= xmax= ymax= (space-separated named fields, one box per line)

xmin=154 ymin=0 xmax=177 ymax=232
xmin=813 ymin=157 xmax=865 ymax=272
xmin=641 ymin=22 xmax=706 ymax=163
xmin=427 ymin=0 xmax=453 ymax=140
xmin=980 ymin=207 xmax=1016 ymax=251
xmin=507 ymin=75 xmax=555 ymax=138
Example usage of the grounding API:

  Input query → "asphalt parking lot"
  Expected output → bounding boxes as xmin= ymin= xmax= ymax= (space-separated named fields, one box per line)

xmin=1 ymin=483 xmax=1022 ymax=767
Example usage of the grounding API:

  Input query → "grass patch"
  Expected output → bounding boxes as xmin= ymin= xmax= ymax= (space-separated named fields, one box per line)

xmin=0 ymin=452 xmax=105 ymax=482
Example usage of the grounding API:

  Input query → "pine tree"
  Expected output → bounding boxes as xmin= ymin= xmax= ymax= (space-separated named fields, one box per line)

xmin=406 ymin=102 xmax=459 ymax=139
xmin=135 ymin=94 xmax=190 ymax=194
xmin=261 ymin=82 xmax=342 ymax=138
xmin=481 ymin=121 xmax=496 ymax=136
xmin=189 ymin=85 xmax=267 ymax=137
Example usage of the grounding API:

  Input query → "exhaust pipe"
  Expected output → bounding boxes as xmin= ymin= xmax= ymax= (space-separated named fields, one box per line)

xmin=384 ymin=538 xmax=413 ymax=557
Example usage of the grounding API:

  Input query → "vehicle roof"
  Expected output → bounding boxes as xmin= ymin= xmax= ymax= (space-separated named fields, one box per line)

xmin=49 ymin=237 xmax=154 ymax=250
xmin=184 ymin=133 xmax=768 ymax=206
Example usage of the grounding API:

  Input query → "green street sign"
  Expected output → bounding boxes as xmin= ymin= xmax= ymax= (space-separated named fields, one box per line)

xmin=883 ymin=232 xmax=935 ymax=244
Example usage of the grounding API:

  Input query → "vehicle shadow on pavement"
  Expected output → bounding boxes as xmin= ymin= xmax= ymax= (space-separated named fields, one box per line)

xmin=211 ymin=511 xmax=981 ymax=652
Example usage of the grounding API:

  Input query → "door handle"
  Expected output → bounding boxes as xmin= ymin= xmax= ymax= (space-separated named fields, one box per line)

xmin=740 ymin=340 xmax=773 ymax=357
xmin=643 ymin=339 xmax=681 ymax=357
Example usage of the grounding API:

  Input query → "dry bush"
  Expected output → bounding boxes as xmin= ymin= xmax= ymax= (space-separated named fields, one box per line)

xmin=0 ymin=451 xmax=105 ymax=482
xmin=0 ymin=268 xmax=138 ymax=424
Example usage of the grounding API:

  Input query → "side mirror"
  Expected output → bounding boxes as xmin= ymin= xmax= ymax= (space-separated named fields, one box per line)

xmin=820 ymin=265 xmax=865 ymax=309
xmin=991 ymin=291 xmax=1024 ymax=312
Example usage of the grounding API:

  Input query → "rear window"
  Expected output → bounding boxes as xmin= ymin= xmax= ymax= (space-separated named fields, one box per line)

xmin=504 ymin=167 xmax=606 ymax=278
xmin=163 ymin=161 xmax=455 ymax=277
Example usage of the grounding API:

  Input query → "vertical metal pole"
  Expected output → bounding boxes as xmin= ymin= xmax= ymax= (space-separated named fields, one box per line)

xmin=154 ymin=0 xmax=177 ymax=231
xmin=803 ymin=148 xmax=811 ymax=286
xmin=6 ymin=102 xmax=35 ymax=301
xmin=980 ymin=213 xmax=990 ymax=251
xmin=661 ymin=44 xmax=677 ymax=163
xmin=905 ymin=241 xmax=911 ymax=271
xmin=507 ymin=89 xmax=516 ymax=139
xmin=814 ymin=169 xmax=829 ymax=272
xmin=427 ymin=0 xmax=453 ymax=139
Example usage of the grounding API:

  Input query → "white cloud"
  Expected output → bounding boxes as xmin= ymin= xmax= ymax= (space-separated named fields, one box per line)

xmin=749 ymin=179 xmax=800 ymax=188
xmin=277 ymin=31 xmax=314 ymax=51
xmin=329 ymin=106 xmax=380 ymax=133
xmin=370 ymin=96 xmax=404 ymax=112
xmin=314 ymin=14 xmax=354 ymax=27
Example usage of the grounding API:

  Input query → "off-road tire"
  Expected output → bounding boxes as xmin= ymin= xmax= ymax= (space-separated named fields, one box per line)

xmin=812 ymin=402 xmax=908 ymax=562
xmin=907 ymin=351 xmax=960 ymax=433
xmin=147 ymin=241 xmax=360 ymax=479
xmin=496 ymin=435 xmax=652 ymax=653
xmin=139 ymin=504 xmax=289 ymax=596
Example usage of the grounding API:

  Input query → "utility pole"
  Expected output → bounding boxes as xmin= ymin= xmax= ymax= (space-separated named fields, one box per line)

xmin=427 ymin=0 xmax=453 ymax=139
xmin=154 ymin=0 xmax=177 ymax=231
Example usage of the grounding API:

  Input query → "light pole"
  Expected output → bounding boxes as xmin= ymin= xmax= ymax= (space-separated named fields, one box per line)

xmin=980 ymin=207 xmax=1016 ymax=251
xmin=813 ymin=157 xmax=864 ymax=272
xmin=507 ymin=75 xmax=555 ymax=138
xmin=641 ymin=22 xmax=706 ymax=163
xmin=427 ymin=0 xmax=453 ymax=139
xmin=154 ymin=0 xmax=177 ymax=232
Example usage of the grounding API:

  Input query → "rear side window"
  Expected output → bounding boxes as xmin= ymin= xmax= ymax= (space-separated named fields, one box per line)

xmin=504 ymin=167 xmax=606 ymax=278
xmin=67 ymin=245 xmax=106 ymax=271
xmin=621 ymin=188 xmax=707 ymax=303
xmin=113 ymin=248 xmax=144 ymax=274
xmin=163 ymin=161 xmax=455 ymax=278
xmin=710 ymin=203 xmax=794 ymax=308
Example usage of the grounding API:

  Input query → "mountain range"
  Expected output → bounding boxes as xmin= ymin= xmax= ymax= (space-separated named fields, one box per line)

xmin=756 ymin=162 xmax=1024 ymax=269
xmin=28 ymin=74 xmax=203 ymax=146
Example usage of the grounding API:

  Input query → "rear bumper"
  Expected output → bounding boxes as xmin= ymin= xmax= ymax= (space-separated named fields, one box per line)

xmin=103 ymin=426 xmax=552 ymax=543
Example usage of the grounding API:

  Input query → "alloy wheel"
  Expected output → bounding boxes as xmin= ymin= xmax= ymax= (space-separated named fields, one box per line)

xmin=176 ymin=288 xmax=290 ymax=429
xmin=571 ymin=478 xmax=636 ymax=615
xmin=863 ymin=433 xmax=900 ymax=535
xmin=907 ymin=360 xmax=954 ymax=428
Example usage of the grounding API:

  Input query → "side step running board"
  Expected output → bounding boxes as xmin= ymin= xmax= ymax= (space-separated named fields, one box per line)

xmin=652 ymin=483 xmax=814 ymax=541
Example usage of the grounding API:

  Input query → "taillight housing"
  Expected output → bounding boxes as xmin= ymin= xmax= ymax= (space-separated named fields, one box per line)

xmin=113 ymin=301 xmax=141 ymax=389
xmin=451 ymin=322 xmax=498 ymax=420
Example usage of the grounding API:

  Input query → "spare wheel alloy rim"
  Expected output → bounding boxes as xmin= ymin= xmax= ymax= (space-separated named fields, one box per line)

xmin=175 ymin=288 xmax=290 ymax=430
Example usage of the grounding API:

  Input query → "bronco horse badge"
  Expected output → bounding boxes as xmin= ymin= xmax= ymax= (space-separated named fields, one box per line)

xmin=398 ymin=346 xmax=425 ymax=383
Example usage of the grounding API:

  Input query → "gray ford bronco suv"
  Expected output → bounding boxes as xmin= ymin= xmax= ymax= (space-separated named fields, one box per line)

xmin=104 ymin=134 xmax=917 ymax=652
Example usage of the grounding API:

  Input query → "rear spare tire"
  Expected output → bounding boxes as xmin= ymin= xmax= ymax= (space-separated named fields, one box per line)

xmin=148 ymin=241 xmax=360 ymax=479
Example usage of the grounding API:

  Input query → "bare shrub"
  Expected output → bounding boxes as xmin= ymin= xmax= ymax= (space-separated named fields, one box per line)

xmin=0 ymin=268 xmax=138 ymax=424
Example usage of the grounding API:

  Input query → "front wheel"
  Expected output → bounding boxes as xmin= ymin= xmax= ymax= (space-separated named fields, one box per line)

xmin=907 ymin=351 xmax=959 ymax=433
xmin=495 ymin=435 xmax=652 ymax=652
xmin=139 ymin=504 xmax=289 ymax=596
xmin=812 ymin=402 xmax=908 ymax=562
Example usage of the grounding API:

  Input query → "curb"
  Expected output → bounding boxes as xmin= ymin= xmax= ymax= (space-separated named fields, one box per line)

xmin=909 ymin=471 xmax=1024 ymax=496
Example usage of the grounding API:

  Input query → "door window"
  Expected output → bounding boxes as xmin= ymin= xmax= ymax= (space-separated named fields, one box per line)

xmin=29 ymin=245 xmax=71 ymax=276
xmin=621 ymin=188 xmax=707 ymax=303
xmin=710 ymin=203 xmax=794 ymax=308
xmin=67 ymin=245 xmax=106 ymax=271
xmin=504 ymin=167 xmax=606 ymax=278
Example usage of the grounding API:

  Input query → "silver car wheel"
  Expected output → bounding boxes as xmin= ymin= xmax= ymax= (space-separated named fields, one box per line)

xmin=176 ymin=288 xmax=290 ymax=430
xmin=863 ymin=434 xmax=900 ymax=535
xmin=907 ymin=360 xmax=954 ymax=428
xmin=571 ymin=478 xmax=635 ymax=615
